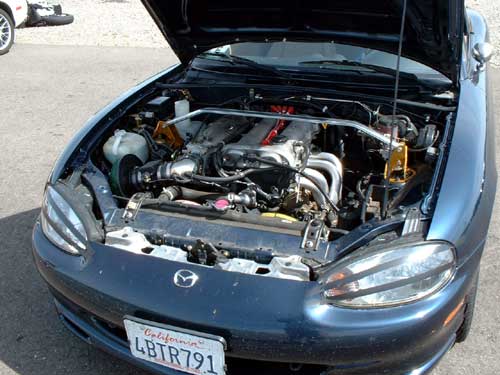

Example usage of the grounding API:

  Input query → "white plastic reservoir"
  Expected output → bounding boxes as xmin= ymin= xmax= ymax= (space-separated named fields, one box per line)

xmin=174 ymin=99 xmax=191 ymax=130
xmin=103 ymin=130 xmax=149 ymax=165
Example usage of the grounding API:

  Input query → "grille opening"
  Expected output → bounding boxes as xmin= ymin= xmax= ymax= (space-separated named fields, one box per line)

xmin=226 ymin=357 xmax=327 ymax=375
xmin=59 ymin=314 xmax=90 ymax=342
xmin=92 ymin=317 xmax=128 ymax=344
xmin=256 ymin=267 xmax=271 ymax=275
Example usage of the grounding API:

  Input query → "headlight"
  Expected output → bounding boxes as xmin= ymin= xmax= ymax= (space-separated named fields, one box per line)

xmin=321 ymin=241 xmax=456 ymax=308
xmin=41 ymin=186 xmax=87 ymax=255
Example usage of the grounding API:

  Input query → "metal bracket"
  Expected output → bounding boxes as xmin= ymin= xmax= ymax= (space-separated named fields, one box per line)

xmin=301 ymin=219 xmax=327 ymax=252
xmin=402 ymin=208 xmax=423 ymax=236
xmin=122 ymin=192 xmax=153 ymax=221
xmin=187 ymin=239 xmax=224 ymax=266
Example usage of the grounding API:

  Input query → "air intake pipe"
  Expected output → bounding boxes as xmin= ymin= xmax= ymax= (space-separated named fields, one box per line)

xmin=110 ymin=154 xmax=199 ymax=196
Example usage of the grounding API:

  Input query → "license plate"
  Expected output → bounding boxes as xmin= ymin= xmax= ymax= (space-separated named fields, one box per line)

xmin=124 ymin=318 xmax=226 ymax=375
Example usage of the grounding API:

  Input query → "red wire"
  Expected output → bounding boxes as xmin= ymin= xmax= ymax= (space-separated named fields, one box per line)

xmin=261 ymin=106 xmax=295 ymax=145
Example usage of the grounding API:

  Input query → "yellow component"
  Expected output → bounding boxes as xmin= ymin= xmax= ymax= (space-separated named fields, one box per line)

xmin=180 ymin=89 xmax=194 ymax=101
xmin=384 ymin=144 xmax=415 ymax=184
xmin=130 ymin=114 xmax=142 ymax=127
xmin=153 ymin=121 xmax=184 ymax=150
xmin=261 ymin=213 xmax=298 ymax=222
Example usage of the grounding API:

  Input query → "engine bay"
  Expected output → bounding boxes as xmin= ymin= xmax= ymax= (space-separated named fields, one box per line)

xmin=79 ymin=84 xmax=451 ymax=281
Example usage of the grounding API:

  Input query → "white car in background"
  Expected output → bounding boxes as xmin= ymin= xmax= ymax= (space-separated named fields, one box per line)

xmin=0 ymin=0 xmax=28 ymax=55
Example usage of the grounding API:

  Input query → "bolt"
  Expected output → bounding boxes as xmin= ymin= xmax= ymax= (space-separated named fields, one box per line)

xmin=305 ymin=241 xmax=314 ymax=248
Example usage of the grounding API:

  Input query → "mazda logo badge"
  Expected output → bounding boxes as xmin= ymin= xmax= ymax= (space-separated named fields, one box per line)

xmin=173 ymin=269 xmax=199 ymax=288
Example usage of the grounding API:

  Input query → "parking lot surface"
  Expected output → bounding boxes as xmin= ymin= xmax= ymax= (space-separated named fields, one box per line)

xmin=0 ymin=44 xmax=499 ymax=375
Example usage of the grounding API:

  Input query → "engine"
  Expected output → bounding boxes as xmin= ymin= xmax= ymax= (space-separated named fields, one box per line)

xmin=101 ymin=93 xmax=442 ymax=233
xmin=221 ymin=118 xmax=318 ymax=170
xmin=108 ymin=112 xmax=343 ymax=220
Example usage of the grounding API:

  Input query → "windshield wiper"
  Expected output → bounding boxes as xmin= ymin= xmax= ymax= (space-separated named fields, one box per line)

xmin=298 ymin=59 xmax=421 ymax=83
xmin=195 ymin=52 xmax=293 ymax=80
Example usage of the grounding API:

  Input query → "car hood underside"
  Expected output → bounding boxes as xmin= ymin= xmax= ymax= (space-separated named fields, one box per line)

xmin=141 ymin=0 xmax=464 ymax=81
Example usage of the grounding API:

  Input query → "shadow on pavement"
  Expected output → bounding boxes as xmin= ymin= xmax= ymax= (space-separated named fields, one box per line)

xmin=0 ymin=209 xmax=145 ymax=375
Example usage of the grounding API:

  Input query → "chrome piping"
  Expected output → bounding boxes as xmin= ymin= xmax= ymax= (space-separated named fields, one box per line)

xmin=298 ymin=177 xmax=327 ymax=210
xmin=303 ymin=168 xmax=330 ymax=197
xmin=310 ymin=152 xmax=343 ymax=203
xmin=165 ymin=107 xmax=400 ymax=148
xmin=301 ymin=168 xmax=331 ymax=210
xmin=307 ymin=157 xmax=342 ymax=204
xmin=310 ymin=153 xmax=343 ymax=177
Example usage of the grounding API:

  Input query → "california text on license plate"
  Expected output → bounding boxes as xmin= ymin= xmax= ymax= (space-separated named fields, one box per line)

xmin=124 ymin=318 xmax=226 ymax=375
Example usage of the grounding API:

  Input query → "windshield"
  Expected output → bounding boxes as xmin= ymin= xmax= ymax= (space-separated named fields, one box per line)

xmin=205 ymin=41 xmax=449 ymax=81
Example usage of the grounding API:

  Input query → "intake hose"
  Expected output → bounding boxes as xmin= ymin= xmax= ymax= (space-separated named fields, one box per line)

xmin=112 ymin=154 xmax=281 ymax=197
xmin=157 ymin=186 xmax=226 ymax=206
xmin=111 ymin=154 xmax=200 ymax=196
xmin=160 ymin=186 xmax=182 ymax=201
xmin=188 ymin=168 xmax=278 ymax=183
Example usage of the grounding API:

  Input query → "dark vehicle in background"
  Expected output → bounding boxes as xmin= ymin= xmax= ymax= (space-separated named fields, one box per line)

xmin=26 ymin=1 xmax=73 ymax=27
xmin=32 ymin=1 xmax=495 ymax=374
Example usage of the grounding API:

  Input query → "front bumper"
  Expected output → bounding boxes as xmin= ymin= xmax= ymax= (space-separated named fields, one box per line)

xmin=11 ymin=0 xmax=28 ymax=27
xmin=32 ymin=222 xmax=482 ymax=375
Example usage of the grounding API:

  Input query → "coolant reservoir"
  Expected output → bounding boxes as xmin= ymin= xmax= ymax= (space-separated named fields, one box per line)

xmin=103 ymin=130 xmax=149 ymax=164
xmin=174 ymin=99 xmax=191 ymax=131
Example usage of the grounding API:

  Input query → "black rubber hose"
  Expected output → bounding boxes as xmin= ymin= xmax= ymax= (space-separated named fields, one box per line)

xmin=144 ymin=199 xmax=215 ymax=211
xmin=356 ymin=178 xmax=366 ymax=201
xmin=244 ymin=177 xmax=273 ymax=201
xmin=189 ymin=167 xmax=278 ymax=183
xmin=161 ymin=186 xmax=181 ymax=201
xmin=180 ymin=187 xmax=222 ymax=201
xmin=360 ymin=184 xmax=374 ymax=223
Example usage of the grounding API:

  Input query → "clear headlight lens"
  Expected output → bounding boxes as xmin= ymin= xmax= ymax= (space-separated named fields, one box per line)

xmin=41 ymin=186 xmax=87 ymax=255
xmin=321 ymin=242 xmax=456 ymax=308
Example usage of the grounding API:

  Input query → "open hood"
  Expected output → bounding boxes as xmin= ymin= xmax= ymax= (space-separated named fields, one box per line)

xmin=142 ymin=0 xmax=464 ymax=82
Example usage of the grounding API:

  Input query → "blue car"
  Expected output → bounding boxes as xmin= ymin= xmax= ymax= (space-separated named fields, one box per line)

xmin=33 ymin=1 xmax=496 ymax=374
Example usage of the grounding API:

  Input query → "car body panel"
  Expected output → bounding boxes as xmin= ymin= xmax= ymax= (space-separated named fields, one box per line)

xmin=33 ymin=222 xmax=482 ymax=374
xmin=0 ymin=0 xmax=27 ymax=26
xmin=141 ymin=0 xmax=464 ymax=81
xmin=427 ymin=10 xmax=497 ymax=263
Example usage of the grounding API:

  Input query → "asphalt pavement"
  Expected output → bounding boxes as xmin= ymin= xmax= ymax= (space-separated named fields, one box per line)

xmin=0 ymin=44 xmax=499 ymax=375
